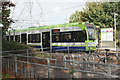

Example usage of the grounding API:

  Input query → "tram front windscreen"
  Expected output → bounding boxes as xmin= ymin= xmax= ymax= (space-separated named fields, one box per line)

xmin=85 ymin=23 xmax=96 ymax=40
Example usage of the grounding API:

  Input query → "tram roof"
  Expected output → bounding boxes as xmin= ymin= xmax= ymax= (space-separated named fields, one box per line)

xmin=11 ymin=22 xmax=91 ymax=32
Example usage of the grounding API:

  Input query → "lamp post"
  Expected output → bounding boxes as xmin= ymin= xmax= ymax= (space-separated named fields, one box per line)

xmin=8 ymin=27 xmax=16 ymax=41
xmin=0 ymin=23 xmax=3 ymax=79
xmin=113 ymin=13 xmax=118 ymax=49
xmin=0 ymin=23 xmax=3 ymax=49
xmin=8 ymin=28 xmax=12 ymax=41
xmin=0 ymin=23 xmax=3 ymax=50
xmin=111 ymin=12 xmax=118 ymax=49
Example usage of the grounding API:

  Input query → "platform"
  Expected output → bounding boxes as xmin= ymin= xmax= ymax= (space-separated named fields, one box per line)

xmin=97 ymin=47 xmax=120 ymax=52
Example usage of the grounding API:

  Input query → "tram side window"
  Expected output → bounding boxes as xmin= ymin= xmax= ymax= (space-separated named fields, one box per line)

xmin=28 ymin=34 xmax=41 ymax=43
xmin=72 ymin=31 xmax=87 ymax=42
xmin=60 ymin=32 xmax=72 ymax=42
xmin=52 ymin=33 xmax=60 ymax=42
xmin=52 ymin=31 xmax=87 ymax=42
xmin=15 ymin=35 xmax=20 ymax=42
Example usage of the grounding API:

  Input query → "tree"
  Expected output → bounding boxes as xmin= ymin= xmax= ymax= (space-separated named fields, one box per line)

xmin=1 ymin=1 xmax=15 ymax=35
xmin=69 ymin=2 xmax=120 ymax=28
xmin=69 ymin=11 xmax=82 ymax=23
xmin=117 ymin=1 xmax=120 ymax=30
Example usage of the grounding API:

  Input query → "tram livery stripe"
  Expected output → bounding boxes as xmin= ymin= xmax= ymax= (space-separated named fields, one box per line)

xmin=52 ymin=46 xmax=86 ymax=51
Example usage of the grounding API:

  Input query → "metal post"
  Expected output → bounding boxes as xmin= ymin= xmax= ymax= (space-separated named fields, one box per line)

xmin=114 ymin=13 xmax=118 ymax=48
xmin=15 ymin=56 xmax=17 ymax=75
xmin=72 ymin=55 xmax=75 ymax=67
xmin=30 ymin=69 xmax=31 ymax=78
xmin=13 ymin=61 xmax=15 ymax=72
xmin=13 ymin=29 xmax=15 ymax=41
xmin=10 ymin=60 xmax=11 ymax=72
xmin=83 ymin=57 xmax=87 ymax=70
xmin=79 ymin=55 xmax=81 ymax=66
xmin=24 ymin=63 xmax=26 ymax=78
xmin=114 ymin=13 xmax=116 ymax=48
xmin=20 ymin=32 xmax=21 ymax=43
xmin=89 ymin=46 xmax=90 ymax=54
xmin=34 ymin=65 xmax=36 ymax=78
xmin=55 ymin=59 xmax=57 ymax=67
xmin=64 ymin=56 xmax=66 ymax=68
xmin=8 ymin=59 xmax=9 ymax=71
xmin=27 ymin=50 xmax=29 ymax=63
xmin=107 ymin=65 xmax=111 ymax=78
xmin=70 ymin=54 xmax=72 ymax=65
xmin=50 ymin=30 xmax=52 ymax=59
xmin=116 ymin=47 xmax=118 ymax=64
xmin=41 ymin=32 xmax=43 ymax=52
xmin=0 ymin=24 xmax=2 ymax=78
xmin=21 ymin=62 xmax=23 ymax=78
xmin=27 ymin=33 xmax=28 ymax=45
xmin=9 ymin=30 xmax=11 ymax=41
xmin=47 ymin=59 xmax=50 ymax=79
xmin=68 ymin=46 xmax=69 ymax=56
xmin=116 ymin=47 xmax=118 ymax=57
xmin=85 ymin=58 xmax=87 ymax=70
xmin=92 ymin=55 xmax=95 ymax=71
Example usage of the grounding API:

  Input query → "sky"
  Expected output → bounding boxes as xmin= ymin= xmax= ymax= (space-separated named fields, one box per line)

xmin=9 ymin=0 xmax=118 ymax=29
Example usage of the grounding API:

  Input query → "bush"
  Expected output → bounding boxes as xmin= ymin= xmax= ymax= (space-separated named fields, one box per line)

xmin=2 ymin=39 xmax=31 ymax=51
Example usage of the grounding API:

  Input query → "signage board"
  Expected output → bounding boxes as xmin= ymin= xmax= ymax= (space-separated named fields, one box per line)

xmin=52 ymin=29 xmax=60 ymax=33
xmin=101 ymin=28 xmax=113 ymax=41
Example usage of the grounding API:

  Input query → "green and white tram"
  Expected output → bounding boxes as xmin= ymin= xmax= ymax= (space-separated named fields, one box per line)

xmin=6 ymin=22 xmax=98 ymax=51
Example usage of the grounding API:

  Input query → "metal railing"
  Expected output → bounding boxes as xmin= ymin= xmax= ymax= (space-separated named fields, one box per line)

xmin=2 ymin=49 xmax=119 ymax=78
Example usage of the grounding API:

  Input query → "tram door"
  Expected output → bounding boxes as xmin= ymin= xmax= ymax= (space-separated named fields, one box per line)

xmin=21 ymin=33 xmax=27 ymax=44
xmin=42 ymin=32 xmax=50 ymax=49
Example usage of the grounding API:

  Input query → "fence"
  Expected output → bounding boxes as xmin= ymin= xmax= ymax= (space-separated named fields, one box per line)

xmin=2 ymin=48 xmax=119 ymax=79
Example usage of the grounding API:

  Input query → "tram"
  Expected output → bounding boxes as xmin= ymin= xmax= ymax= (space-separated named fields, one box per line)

xmin=5 ymin=22 xmax=98 ymax=51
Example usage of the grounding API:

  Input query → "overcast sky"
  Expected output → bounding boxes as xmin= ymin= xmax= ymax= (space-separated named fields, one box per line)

xmin=9 ymin=0 xmax=118 ymax=29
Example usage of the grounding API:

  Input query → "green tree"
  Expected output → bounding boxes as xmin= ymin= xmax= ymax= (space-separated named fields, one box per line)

xmin=117 ymin=1 xmax=120 ymax=30
xmin=1 ymin=1 xmax=15 ymax=35
xmin=69 ymin=2 xmax=120 ymax=28
xmin=69 ymin=11 xmax=82 ymax=23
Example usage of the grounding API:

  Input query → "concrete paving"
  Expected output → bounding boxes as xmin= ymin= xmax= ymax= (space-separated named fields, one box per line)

xmin=97 ymin=47 xmax=120 ymax=51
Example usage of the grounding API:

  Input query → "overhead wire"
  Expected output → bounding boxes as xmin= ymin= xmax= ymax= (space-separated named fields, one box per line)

xmin=25 ymin=1 xmax=41 ymax=27
xmin=35 ymin=0 xmax=44 ymax=21
xmin=44 ymin=4 xmax=83 ymax=14
xmin=11 ymin=1 xmax=83 ymax=28
xmin=35 ymin=0 xmax=46 ymax=26
xmin=13 ymin=1 xmax=30 ymax=28
xmin=33 ymin=4 xmax=83 ymax=17
xmin=11 ymin=0 xmax=18 ymax=19
xmin=12 ymin=6 xmax=25 ymax=28
xmin=11 ymin=0 xmax=29 ymax=28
